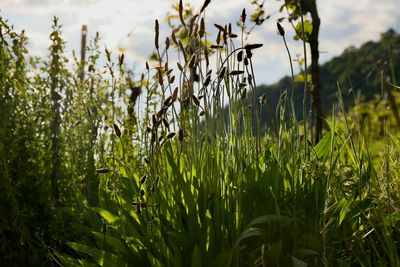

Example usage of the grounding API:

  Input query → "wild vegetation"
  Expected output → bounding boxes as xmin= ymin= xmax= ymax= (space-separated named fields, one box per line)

xmin=0 ymin=0 xmax=400 ymax=266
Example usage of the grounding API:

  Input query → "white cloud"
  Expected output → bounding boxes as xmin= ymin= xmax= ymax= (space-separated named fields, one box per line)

xmin=1 ymin=0 xmax=399 ymax=85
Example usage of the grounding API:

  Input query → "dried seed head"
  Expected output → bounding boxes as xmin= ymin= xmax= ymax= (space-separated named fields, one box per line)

xmin=188 ymin=54 xmax=197 ymax=69
xmin=113 ymin=123 xmax=121 ymax=137
xmin=119 ymin=53 xmax=124 ymax=67
xmin=178 ymin=128 xmax=184 ymax=141
xmin=167 ymin=132 xmax=176 ymax=139
xmin=169 ymin=75 xmax=175 ymax=84
xmin=188 ymin=15 xmax=198 ymax=37
xmin=165 ymin=37 xmax=170 ymax=50
xmin=241 ymin=8 xmax=246 ymax=24
xmin=177 ymin=62 xmax=184 ymax=72
xmin=259 ymin=94 xmax=267 ymax=106
xmin=223 ymin=27 xmax=227 ymax=44
xmin=145 ymin=61 xmax=149 ymax=70
xmin=192 ymin=94 xmax=200 ymax=106
xmin=229 ymin=70 xmax=244 ymax=76
xmin=144 ymin=157 xmax=150 ymax=165
xmin=163 ymin=118 xmax=170 ymax=129
xmin=204 ymin=47 xmax=209 ymax=66
xmin=218 ymin=66 xmax=226 ymax=79
xmin=146 ymin=126 xmax=152 ymax=133
xmin=199 ymin=110 xmax=205 ymax=116
xmin=245 ymin=49 xmax=253 ymax=59
xmin=105 ymin=47 xmax=111 ymax=62
xmin=171 ymin=30 xmax=178 ymax=46
xmin=154 ymin=19 xmax=159 ymax=50
xmin=164 ymin=96 xmax=172 ymax=106
xmin=198 ymin=18 xmax=205 ymax=38
xmin=244 ymin=57 xmax=249 ymax=66
xmin=210 ymin=45 xmax=223 ymax=49
xmin=277 ymin=22 xmax=285 ymax=37
xmin=214 ymin=23 xmax=225 ymax=32
xmin=157 ymin=68 xmax=163 ymax=85
xmin=96 ymin=167 xmax=110 ymax=174
xmin=204 ymin=73 xmax=211 ymax=87
xmin=216 ymin=31 xmax=221 ymax=45
xmin=200 ymin=0 xmax=211 ymax=13
xmin=244 ymin=43 xmax=263 ymax=50
xmin=152 ymin=114 xmax=158 ymax=125
xmin=172 ymin=87 xmax=179 ymax=101
xmin=179 ymin=0 xmax=186 ymax=26
xmin=140 ymin=175 xmax=147 ymax=184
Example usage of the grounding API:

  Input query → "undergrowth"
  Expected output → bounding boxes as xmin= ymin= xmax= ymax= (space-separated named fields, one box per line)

xmin=0 ymin=1 xmax=399 ymax=266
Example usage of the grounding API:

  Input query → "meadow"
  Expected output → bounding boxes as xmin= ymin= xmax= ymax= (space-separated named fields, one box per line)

xmin=0 ymin=1 xmax=400 ymax=266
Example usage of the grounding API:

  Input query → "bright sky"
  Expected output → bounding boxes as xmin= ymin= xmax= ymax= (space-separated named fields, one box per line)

xmin=1 ymin=0 xmax=399 ymax=85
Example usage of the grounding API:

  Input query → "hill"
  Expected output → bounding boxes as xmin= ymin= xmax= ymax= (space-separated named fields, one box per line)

xmin=255 ymin=29 xmax=400 ymax=128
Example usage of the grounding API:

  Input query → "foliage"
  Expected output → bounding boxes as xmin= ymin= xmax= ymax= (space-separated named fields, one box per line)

xmin=0 ymin=1 xmax=400 ymax=267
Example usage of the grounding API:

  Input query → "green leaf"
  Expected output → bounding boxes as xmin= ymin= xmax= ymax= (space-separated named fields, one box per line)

xmin=247 ymin=214 xmax=291 ymax=227
xmin=67 ymin=242 xmax=128 ymax=267
xmin=295 ymin=73 xmax=312 ymax=83
xmin=191 ymin=245 xmax=202 ymax=267
xmin=236 ymin=228 xmax=267 ymax=246
xmin=294 ymin=20 xmax=313 ymax=41
xmin=212 ymin=249 xmax=233 ymax=267
xmin=92 ymin=207 xmax=118 ymax=224
xmin=90 ymin=231 xmax=130 ymax=255
xmin=265 ymin=240 xmax=282 ymax=265
xmin=291 ymin=256 xmax=308 ymax=267
xmin=314 ymin=132 xmax=332 ymax=160
xmin=388 ymin=81 xmax=400 ymax=89
xmin=338 ymin=197 xmax=353 ymax=226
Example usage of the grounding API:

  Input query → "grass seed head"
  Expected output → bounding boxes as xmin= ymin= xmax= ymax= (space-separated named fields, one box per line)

xmin=200 ymin=0 xmax=211 ymax=13
xmin=163 ymin=118 xmax=170 ymax=129
xmin=199 ymin=18 xmax=205 ymax=38
xmin=259 ymin=94 xmax=267 ymax=106
xmin=113 ymin=123 xmax=121 ymax=137
xmin=96 ymin=167 xmax=110 ymax=174
xmin=192 ymin=94 xmax=200 ymax=106
xmin=237 ymin=50 xmax=243 ymax=62
xmin=165 ymin=37 xmax=170 ymax=50
xmin=277 ymin=22 xmax=285 ymax=37
xmin=172 ymin=87 xmax=179 ymax=101
xmin=218 ymin=66 xmax=226 ymax=79
xmin=178 ymin=128 xmax=184 ymax=141
xmin=155 ymin=19 xmax=159 ymax=50
xmin=241 ymin=8 xmax=246 ymax=24
xmin=167 ymin=132 xmax=176 ymax=139
xmin=179 ymin=0 xmax=186 ymax=27
xmin=140 ymin=175 xmax=147 ymax=184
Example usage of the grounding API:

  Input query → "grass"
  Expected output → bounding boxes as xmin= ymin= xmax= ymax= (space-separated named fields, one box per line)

xmin=0 ymin=1 xmax=400 ymax=266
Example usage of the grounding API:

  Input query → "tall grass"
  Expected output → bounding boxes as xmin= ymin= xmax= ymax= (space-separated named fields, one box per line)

xmin=0 ymin=1 xmax=399 ymax=266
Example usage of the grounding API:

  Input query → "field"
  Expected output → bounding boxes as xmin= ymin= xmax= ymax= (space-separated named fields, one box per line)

xmin=1 ymin=1 xmax=400 ymax=266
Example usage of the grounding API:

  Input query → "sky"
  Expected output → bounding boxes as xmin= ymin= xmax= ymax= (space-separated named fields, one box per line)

xmin=1 ymin=0 xmax=399 ymax=85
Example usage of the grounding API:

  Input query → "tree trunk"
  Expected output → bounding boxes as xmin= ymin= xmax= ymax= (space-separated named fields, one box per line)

xmin=305 ymin=0 xmax=323 ymax=143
